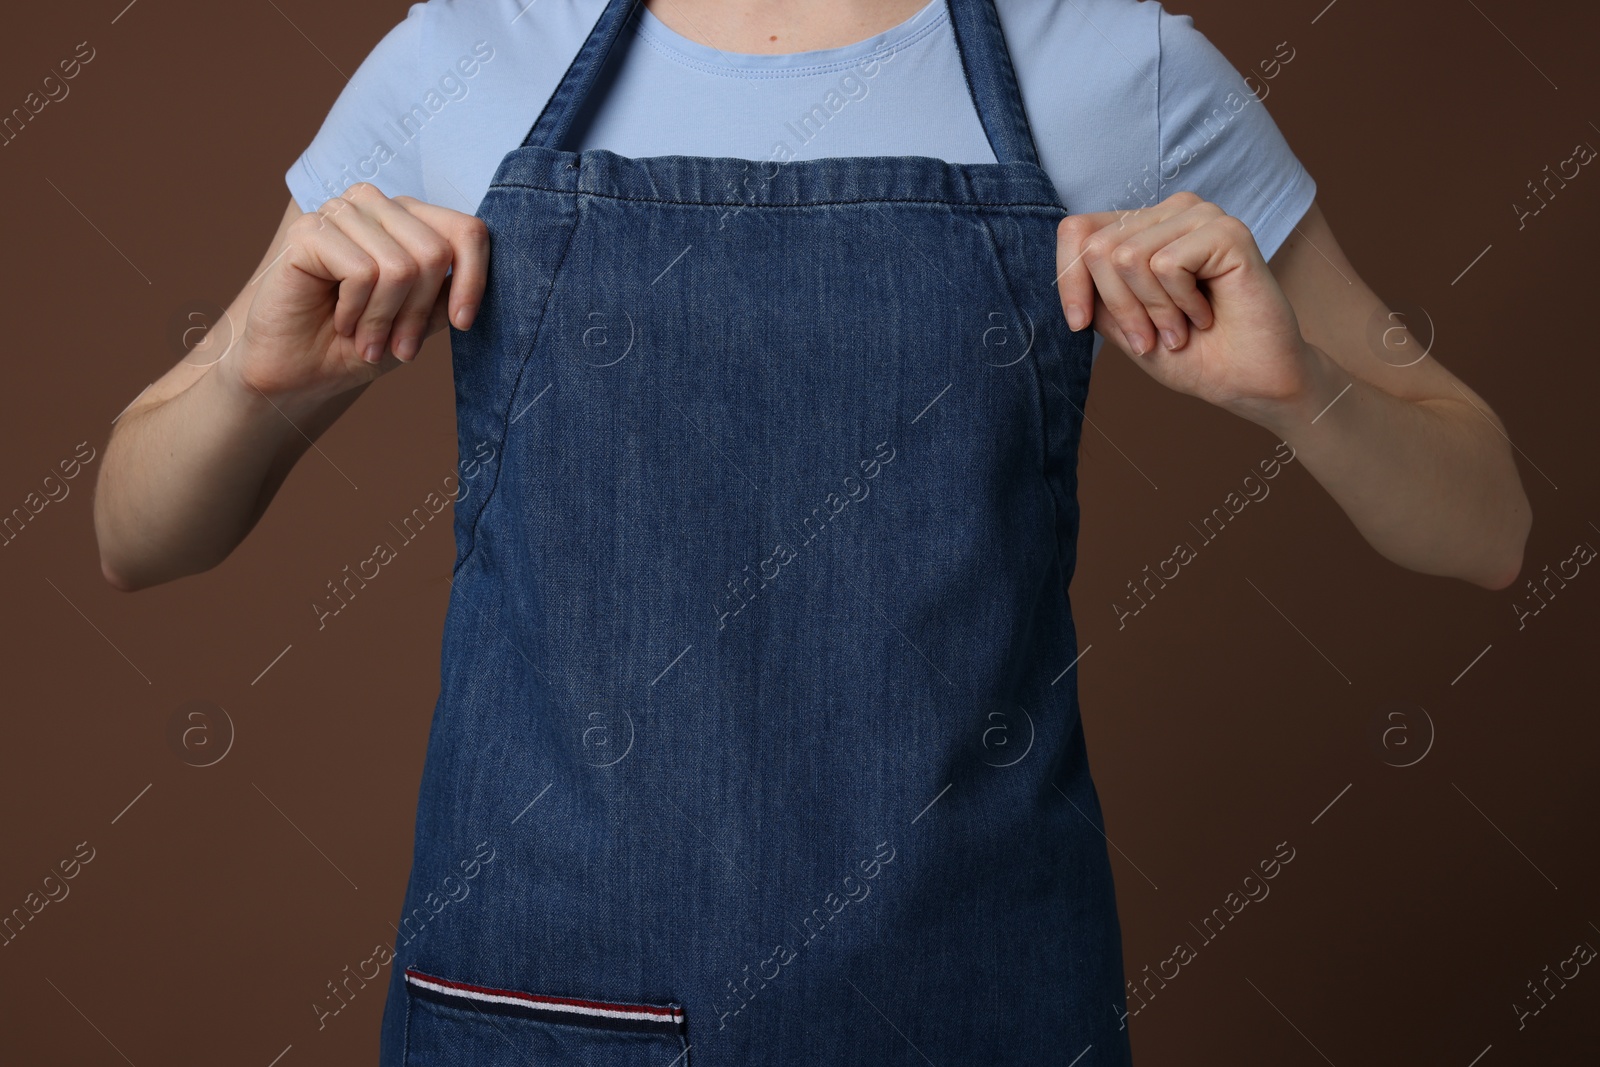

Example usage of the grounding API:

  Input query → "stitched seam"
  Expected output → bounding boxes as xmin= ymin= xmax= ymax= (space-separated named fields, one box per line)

xmin=405 ymin=968 xmax=686 ymax=1035
xmin=401 ymin=973 xmax=413 ymax=1066
xmin=486 ymin=185 xmax=1064 ymax=210
xmin=961 ymin=183 xmax=1076 ymax=669
xmin=416 ymin=0 xmax=430 ymax=204
xmin=295 ymin=154 xmax=329 ymax=210
xmin=634 ymin=35 xmax=917 ymax=79
xmin=1155 ymin=6 xmax=1166 ymax=201
xmin=412 ymin=993 xmax=682 ymax=1034
xmin=633 ymin=4 xmax=946 ymax=79
xmin=1247 ymin=164 xmax=1313 ymax=247
xmin=451 ymin=200 xmax=585 ymax=579
xmin=959 ymin=175 xmax=1056 ymax=492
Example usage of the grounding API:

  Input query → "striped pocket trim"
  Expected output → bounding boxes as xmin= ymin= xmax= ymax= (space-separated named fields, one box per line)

xmin=403 ymin=967 xmax=685 ymax=1035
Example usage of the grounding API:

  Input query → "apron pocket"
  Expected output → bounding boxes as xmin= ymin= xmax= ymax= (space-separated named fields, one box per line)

xmin=402 ymin=966 xmax=689 ymax=1066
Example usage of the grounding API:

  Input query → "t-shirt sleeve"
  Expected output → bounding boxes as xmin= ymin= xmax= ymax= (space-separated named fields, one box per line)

xmin=1154 ymin=6 xmax=1316 ymax=262
xmin=283 ymin=2 xmax=431 ymax=213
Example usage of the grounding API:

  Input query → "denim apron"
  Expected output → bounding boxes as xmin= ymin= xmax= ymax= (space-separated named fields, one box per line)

xmin=377 ymin=1 xmax=1131 ymax=1063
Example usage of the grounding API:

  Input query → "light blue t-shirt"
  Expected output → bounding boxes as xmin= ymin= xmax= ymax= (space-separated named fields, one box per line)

xmin=285 ymin=0 xmax=1317 ymax=359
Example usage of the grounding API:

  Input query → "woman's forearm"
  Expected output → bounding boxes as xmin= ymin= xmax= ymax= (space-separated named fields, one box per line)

xmin=1240 ymin=339 xmax=1530 ymax=590
xmin=95 ymin=187 xmax=492 ymax=592
xmin=94 ymin=343 xmax=352 ymax=592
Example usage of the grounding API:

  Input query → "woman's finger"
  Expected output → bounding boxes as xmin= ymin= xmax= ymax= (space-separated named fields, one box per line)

xmin=318 ymin=189 xmax=424 ymax=363
xmin=1055 ymin=196 xmax=1194 ymax=335
xmin=1103 ymin=201 xmax=1226 ymax=350
xmin=1131 ymin=219 xmax=1249 ymax=325
xmin=424 ymin=274 xmax=455 ymax=338
xmin=344 ymin=184 xmax=456 ymax=362
xmin=393 ymin=194 xmax=491 ymax=333
xmin=1057 ymin=211 xmax=1109 ymax=329
xmin=279 ymin=207 xmax=380 ymax=343
xmin=1080 ymin=223 xmax=1166 ymax=355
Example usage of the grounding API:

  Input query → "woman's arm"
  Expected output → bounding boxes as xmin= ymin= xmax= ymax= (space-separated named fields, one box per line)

xmin=1056 ymin=194 xmax=1529 ymax=590
xmin=94 ymin=186 xmax=489 ymax=592
xmin=1247 ymin=199 xmax=1528 ymax=590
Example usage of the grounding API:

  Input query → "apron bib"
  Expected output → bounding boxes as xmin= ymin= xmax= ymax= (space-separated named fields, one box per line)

xmin=379 ymin=1 xmax=1131 ymax=1062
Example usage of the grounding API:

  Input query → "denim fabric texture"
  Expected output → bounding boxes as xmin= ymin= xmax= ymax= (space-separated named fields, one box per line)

xmin=377 ymin=1 xmax=1132 ymax=1063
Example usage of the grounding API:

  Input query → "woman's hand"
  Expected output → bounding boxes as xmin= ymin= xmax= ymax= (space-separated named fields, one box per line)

xmin=229 ymin=182 xmax=490 ymax=404
xmin=1056 ymin=191 xmax=1313 ymax=420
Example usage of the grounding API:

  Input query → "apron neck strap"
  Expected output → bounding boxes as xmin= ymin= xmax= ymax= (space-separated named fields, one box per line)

xmin=520 ymin=0 xmax=1042 ymax=168
xmin=943 ymin=0 xmax=1042 ymax=168
xmin=521 ymin=0 xmax=643 ymax=151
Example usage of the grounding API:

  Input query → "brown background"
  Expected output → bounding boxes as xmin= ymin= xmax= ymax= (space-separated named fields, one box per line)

xmin=2 ymin=1 xmax=1596 ymax=1064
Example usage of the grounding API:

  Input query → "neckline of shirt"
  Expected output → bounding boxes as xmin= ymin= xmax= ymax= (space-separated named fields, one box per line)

xmin=631 ymin=0 xmax=948 ymax=79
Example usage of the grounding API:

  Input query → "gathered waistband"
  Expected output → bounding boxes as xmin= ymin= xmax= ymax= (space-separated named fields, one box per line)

xmin=485 ymin=145 xmax=1066 ymax=210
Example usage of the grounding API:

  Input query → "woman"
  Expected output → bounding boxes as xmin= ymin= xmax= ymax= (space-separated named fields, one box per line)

xmin=93 ymin=1 xmax=1529 ymax=1063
